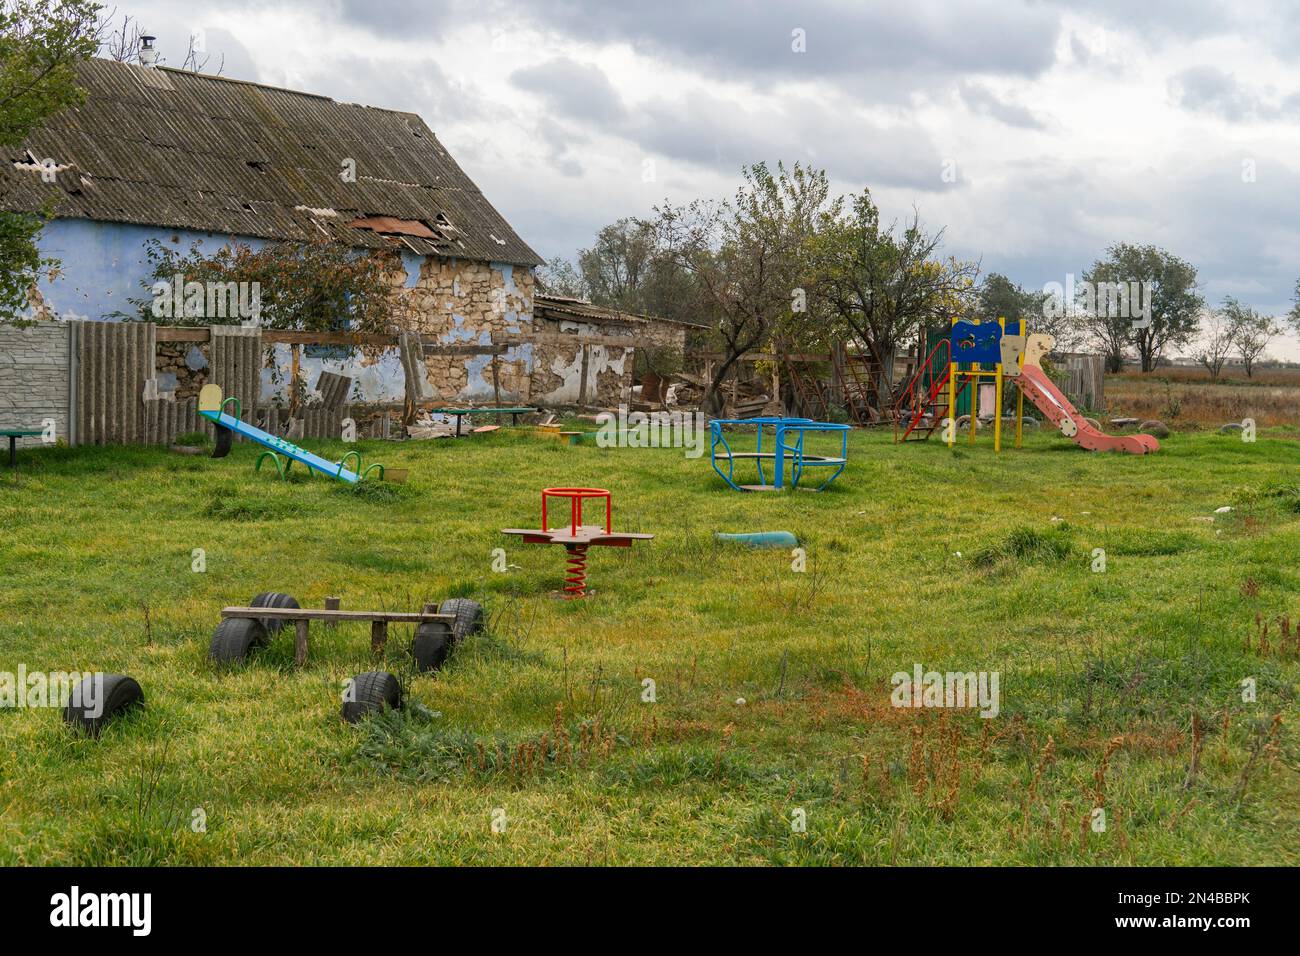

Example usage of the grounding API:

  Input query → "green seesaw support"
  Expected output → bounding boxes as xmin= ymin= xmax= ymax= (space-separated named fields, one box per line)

xmin=198 ymin=384 xmax=392 ymax=483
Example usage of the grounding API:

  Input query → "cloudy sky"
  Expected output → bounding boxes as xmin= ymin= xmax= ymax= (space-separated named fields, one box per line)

xmin=108 ymin=0 xmax=1300 ymax=358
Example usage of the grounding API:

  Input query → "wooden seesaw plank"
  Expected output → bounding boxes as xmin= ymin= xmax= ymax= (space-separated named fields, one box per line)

xmin=221 ymin=607 xmax=454 ymax=624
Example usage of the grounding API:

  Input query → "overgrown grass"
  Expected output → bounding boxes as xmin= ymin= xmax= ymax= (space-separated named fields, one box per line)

xmin=0 ymin=424 xmax=1297 ymax=865
xmin=1108 ymin=368 xmax=1300 ymax=428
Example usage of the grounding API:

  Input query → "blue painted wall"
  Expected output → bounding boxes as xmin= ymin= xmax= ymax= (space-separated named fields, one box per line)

xmin=32 ymin=218 xmax=544 ymax=405
xmin=35 ymin=218 xmax=268 ymax=323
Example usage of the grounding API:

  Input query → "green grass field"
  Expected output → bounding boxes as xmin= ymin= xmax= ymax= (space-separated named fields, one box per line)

xmin=1 ymin=424 xmax=1297 ymax=865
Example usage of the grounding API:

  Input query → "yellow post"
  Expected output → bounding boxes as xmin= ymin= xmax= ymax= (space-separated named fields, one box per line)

xmin=945 ymin=316 xmax=957 ymax=448
xmin=947 ymin=361 xmax=956 ymax=447
xmin=968 ymin=370 xmax=976 ymax=445
xmin=993 ymin=317 xmax=1004 ymax=453
xmin=1015 ymin=318 xmax=1026 ymax=448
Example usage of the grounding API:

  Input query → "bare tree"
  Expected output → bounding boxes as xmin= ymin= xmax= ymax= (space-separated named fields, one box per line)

xmin=1222 ymin=296 xmax=1280 ymax=378
xmin=1197 ymin=307 xmax=1233 ymax=383
xmin=97 ymin=8 xmax=223 ymax=74
xmin=98 ymin=7 xmax=141 ymax=62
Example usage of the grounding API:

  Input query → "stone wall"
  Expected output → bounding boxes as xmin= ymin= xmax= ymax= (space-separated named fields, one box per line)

xmin=530 ymin=316 xmax=688 ymax=407
xmin=396 ymin=257 xmax=535 ymax=403
xmin=0 ymin=322 xmax=71 ymax=447
xmin=155 ymin=340 xmax=209 ymax=399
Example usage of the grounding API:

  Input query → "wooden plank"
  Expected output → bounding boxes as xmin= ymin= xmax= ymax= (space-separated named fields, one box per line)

xmin=264 ymin=330 xmax=399 ymax=347
xmin=325 ymin=596 xmax=340 ymax=629
xmin=495 ymin=332 xmax=643 ymax=347
xmin=221 ymin=607 xmax=454 ymax=623
xmin=421 ymin=343 xmax=509 ymax=357
xmin=370 ymin=619 xmax=387 ymax=657
xmin=154 ymin=327 xmax=404 ymax=347
xmin=154 ymin=327 xmax=211 ymax=342
xmin=294 ymin=619 xmax=309 ymax=666
xmin=696 ymin=352 xmax=832 ymax=362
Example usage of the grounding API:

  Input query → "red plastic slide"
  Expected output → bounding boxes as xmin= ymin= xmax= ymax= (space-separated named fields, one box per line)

xmin=1016 ymin=365 xmax=1159 ymax=454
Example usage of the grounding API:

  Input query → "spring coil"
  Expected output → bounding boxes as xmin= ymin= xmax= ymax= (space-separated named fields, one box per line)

xmin=563 ymin=544 xmax=590 ymax=598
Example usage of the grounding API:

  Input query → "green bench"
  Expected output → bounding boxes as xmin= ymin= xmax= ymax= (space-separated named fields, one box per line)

xmin=2 ymin=429 xmax=44 ymax=469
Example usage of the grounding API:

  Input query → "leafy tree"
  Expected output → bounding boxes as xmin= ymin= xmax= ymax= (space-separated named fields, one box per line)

xmin=536 ymin=256 xmax=587 ymax=299
xmin=575 ymin=218 xmax=656 ymax=310
xmin=0 ymin=0 xmax=100 ymax=320
xmin=811 ymin=193 xmax=977 ymax=364
xmin=1222 ymin=296 xmax=1279 ymax=378
xmin=1080 ymin=243 xmax=1203 ymax=373
xmin=547 ymin=217 xmax=701 ymax=328
xmin=653 ymin=161 xmax=829 ymax=415
xmin=122 ymin=237 xmax=400 ymax=333
xmin=976 ymin=272 xmax=1077 ymax=347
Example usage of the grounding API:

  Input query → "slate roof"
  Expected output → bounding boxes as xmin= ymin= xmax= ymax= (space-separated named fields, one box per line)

xmin=0 ymin=58 xmax=542 ymax=266
xmin=535 ymin=293 xmax=709 ymax=330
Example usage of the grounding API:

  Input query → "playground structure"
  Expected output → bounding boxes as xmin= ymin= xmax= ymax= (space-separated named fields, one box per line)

xmin=709 ymin=417 xmax=850 ymax=491
xmin=502 ymin=487 xmax=653 ymax=597
xmin=209 ymin=591 xmax=483 ymax=669
xmin=198 ymin=384 xmax=392 ymax=482
xmin=714 ymin=531 xmax=799 ymax=549
xmin=895 ymin=319 xmax=1159 ymax=455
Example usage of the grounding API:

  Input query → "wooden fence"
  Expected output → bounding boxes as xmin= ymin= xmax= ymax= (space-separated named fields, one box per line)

xmin=66 ymin=321 xmax=377 ymax=447
xmin=1056 ymin=352 xmax=1105 ymax=411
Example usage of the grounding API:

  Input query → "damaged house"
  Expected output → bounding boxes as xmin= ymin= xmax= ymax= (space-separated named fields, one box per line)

xmin=0 ymin=55 xmax=692 ymax=432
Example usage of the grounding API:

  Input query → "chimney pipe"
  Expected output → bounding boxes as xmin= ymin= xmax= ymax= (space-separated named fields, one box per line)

xmin=139 ymin=35 xmax=158 ymax=68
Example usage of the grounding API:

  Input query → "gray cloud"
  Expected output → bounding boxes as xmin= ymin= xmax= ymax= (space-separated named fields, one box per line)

xmin=1167 ymin=66 xmax=1300 ymax=124
xmin=509 ymin=58 xmax=626 ymax=124
xmin=1169 ymin=67 xmax=1263 ymax=121
xmin=334 ymin=0 xmax=457 ymax=37
xmin=958 ymin=81 xmax=1046 ymax=129
xmin=627 ymin=89 xmax=951 ymax=192
xmin=503 ymin=0 xmax=1061 ymax=87
xmin=1043 ymin=0 xmax=1234 ymax=41
xmin=944 ymin=153 xmax=1300 ymax=328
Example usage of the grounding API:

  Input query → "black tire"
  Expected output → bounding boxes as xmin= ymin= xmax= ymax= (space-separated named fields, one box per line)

xmin=342 ymin=671 xmax=402 ymax=723
xmin=212 ymin=424 xmax=232 ymax=459
xmin=210 ymin=617 xmax=268 ymax=664
xmin=412 ymin=620 xmax=454 ymax=672
xmin=249 ymin=591 xmax=300 ymax=634
xmin=438 ymin=598 xmax=484 ymax=643
xmin=63 ymin=674 xmax=143 ymax=736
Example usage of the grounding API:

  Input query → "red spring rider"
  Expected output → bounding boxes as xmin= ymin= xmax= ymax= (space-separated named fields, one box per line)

xmin=502 ymin=487 xmax=653 ymax=597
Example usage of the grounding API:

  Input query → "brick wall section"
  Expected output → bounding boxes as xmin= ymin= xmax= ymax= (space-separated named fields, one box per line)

xmin=0 ymin=322 xmax=70 ymax=447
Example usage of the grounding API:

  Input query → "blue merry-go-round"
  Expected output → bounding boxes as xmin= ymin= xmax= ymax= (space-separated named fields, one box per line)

xmin=708 ymin=416 xmax=850 ymax=492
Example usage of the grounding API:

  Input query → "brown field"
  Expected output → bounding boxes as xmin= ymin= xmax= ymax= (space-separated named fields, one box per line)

xmin=1105 ymin=365 xmax=1300 ymax=429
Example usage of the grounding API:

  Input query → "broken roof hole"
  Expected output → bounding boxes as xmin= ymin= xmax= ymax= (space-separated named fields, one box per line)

xmin=348 ymin=215 xmax=437 ymax=240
